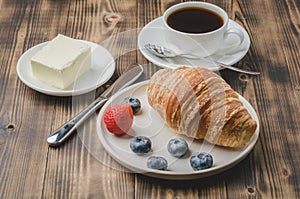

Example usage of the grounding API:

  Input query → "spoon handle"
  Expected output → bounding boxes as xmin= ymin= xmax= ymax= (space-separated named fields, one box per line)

xmin=180 ymin=55 xmax=260 ymax=75
xmin=181 ymin=55 xmax=260 ymax=75
xmin=182 ymin=57 xmax=260 ymax=75
xmin=216 ymin=62 xmax=260 ymax=75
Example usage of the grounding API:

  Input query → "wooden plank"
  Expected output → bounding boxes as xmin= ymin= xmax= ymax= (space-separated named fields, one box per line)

xmin=0 ymin=0 xmax=54 ymax=198
xmin=0 ymin=0 xmax=299 ymax=198
xmin=231 ymin=0 xmax=300 ymax=199
xmin=39 ymin=0 xmax=138 ymax=198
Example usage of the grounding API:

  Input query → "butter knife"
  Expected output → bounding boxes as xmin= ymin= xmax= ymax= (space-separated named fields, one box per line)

xmin=47 ymin=63 xmax=144 ymax=147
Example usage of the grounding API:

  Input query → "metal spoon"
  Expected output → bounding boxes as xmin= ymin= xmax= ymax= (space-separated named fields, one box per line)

xmin=144 ymin=43 xmax=260 ymax=75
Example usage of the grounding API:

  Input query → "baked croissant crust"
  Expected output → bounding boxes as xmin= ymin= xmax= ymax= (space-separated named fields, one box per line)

xmin=147 ymin=66 xmax=257 ymax=147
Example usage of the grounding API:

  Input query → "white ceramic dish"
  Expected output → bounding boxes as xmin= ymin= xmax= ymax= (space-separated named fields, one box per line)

xmin=17 ymin=40 xmax=115 ymax=96
xmin=97 ymin=81 xmax=259 ymax=180
xmin=138 ymin=17 xmax=250 ymax=71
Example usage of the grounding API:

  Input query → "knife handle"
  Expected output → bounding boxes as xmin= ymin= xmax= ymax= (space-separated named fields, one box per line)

xmin=47 ymin=97 xmax=108 ymax=147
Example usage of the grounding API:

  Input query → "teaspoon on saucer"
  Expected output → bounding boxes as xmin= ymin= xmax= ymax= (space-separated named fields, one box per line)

xmin=144 ymin=43 xmax=260 ymax=75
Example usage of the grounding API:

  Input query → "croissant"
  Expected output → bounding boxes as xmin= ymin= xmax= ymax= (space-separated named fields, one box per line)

xmin=147 ymin=66 xmax=257 ymax=147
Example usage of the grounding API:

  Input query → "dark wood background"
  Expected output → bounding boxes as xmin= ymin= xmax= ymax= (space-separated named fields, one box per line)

xmin=0 ymin=0 xmax=299 ymax=198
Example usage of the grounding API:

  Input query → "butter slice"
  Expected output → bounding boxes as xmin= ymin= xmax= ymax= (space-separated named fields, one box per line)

xmin=31 ymin=34 xmax=91 ymax=89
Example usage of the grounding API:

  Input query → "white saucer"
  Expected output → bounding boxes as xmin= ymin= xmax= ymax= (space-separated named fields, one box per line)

xmin=17 ymin=40 xmax=115 ymax=96
xmin=97 ymin=81 xmax=259 ymax=180
xmin=138 ymin=17 xmax=250 ymax=71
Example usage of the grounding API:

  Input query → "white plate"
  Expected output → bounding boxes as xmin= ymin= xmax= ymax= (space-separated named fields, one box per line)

xmin=138 ymin=17 xmax=250 ymax=71
xmin=97 ymin=81 xmax=259 ymax=180
xmin=17 ymin=40 xmax=115 ymax=96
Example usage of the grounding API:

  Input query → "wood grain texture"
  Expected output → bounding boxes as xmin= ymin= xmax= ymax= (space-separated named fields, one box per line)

xmin=0 ymin=0 xmax=299 ymax=198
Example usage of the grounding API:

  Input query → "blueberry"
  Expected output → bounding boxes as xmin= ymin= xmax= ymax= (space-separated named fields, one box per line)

xmin=147 ymin=156 xmax=168 ymax=170
xmin=129 ymin=136 xmax=152 ymax=154
xmin=167 ymin=138 xmax=188 ymax=157
xmin=122 ymin=97 xmax=141 ymax=114
xmin=190 ymin=152 xmax=213 ymax=171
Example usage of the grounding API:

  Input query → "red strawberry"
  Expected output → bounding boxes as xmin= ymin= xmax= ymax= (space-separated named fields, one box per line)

xmin=103 ymin=103 xmax=133 ymax=135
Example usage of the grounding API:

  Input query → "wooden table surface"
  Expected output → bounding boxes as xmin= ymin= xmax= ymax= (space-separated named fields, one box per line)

xmin=0 ymin=0 xmax=299 ymax=198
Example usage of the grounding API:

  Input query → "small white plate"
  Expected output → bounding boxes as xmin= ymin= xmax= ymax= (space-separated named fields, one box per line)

xmin=17 ymin=40 xmax=115 ymax=96
xmin=138 ymin=17 xmax=250 ymax=71
xmin=97 ymin=81 xmax=259 ymax=180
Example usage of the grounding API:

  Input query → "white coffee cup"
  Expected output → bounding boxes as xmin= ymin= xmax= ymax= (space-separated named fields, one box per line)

xmin=162 ymin=1 xmax=244 ymax=57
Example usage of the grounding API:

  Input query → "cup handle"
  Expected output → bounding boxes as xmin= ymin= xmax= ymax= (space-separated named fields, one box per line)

xmin=218 ymin=27 xmax=245 ymax=55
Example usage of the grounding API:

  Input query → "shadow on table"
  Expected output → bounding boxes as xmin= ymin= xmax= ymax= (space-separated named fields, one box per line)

xmin=136 ymin=155 xmax=252 ymax=189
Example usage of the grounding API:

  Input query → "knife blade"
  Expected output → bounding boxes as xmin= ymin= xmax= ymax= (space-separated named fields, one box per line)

xmin=47 ymin=63 xmax=144 ymax=147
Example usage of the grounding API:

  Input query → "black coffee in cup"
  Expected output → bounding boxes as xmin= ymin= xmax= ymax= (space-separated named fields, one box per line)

xmin=167 ymin=7 xmax=224 ymax=34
